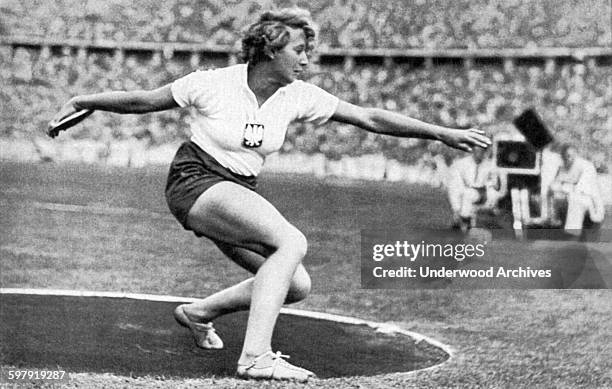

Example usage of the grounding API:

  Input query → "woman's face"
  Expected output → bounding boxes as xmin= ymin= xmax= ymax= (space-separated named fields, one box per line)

xmin=269 ymin=27 xmax=310 ymax=84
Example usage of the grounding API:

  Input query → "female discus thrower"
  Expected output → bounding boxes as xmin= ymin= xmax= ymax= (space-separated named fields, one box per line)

xmin=48 ymin=9 xmax=490 ymax=382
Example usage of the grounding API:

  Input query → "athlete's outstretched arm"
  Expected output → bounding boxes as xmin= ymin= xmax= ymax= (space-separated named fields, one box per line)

xmin=330 ymin=100 xmax=491 ymax=152
xmin=48 ymin=84 xmax=178 ymax=133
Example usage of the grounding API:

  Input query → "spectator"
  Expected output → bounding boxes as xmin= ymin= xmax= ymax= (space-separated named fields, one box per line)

xmin=549 ymin=143 xmax=605 ymax=235
xmin=446 ymin=147 xmax=507 ymax=230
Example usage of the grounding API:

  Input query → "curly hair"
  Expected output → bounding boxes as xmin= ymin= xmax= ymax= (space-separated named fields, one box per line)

xmin=241 ymin=8 xmax=316 ymax=67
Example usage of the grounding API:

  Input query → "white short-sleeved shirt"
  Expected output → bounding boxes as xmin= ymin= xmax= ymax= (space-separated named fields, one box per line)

xmin=450 ymin=156 xmax=497 ymax=188
xmin=171 ymin=64 xmax=339 ymax=176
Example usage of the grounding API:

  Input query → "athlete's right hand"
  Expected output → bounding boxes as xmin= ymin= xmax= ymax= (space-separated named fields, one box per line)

xmin=47 ymin=98 xmax=80 ymax=138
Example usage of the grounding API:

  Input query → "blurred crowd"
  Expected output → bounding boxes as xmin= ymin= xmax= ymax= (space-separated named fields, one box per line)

xmin=2 ymin=45 xmax=610 ymax=171
xmin=1 ymin=0 xmax=610 ymax=48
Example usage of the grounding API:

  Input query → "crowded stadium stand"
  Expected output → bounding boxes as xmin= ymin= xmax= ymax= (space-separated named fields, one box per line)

xmin=1 ymin=0 xmax=611 ymax=180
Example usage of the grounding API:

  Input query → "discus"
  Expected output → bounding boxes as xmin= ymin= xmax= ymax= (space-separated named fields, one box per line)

xmin=47 ymin=109 xmax=93 ymax=138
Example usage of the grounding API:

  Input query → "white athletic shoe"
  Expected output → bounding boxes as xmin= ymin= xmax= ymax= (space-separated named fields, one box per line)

xmin=237 ymin=351 xmax=315 ymax=382
xmin=173 ymin=304 xmax=224 ymax=349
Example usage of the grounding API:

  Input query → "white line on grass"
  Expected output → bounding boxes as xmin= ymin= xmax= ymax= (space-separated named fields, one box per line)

xmin=1 ymin=288 xmax=455 ymax=377
xmin=29 ymin=201 xmax=173 ymax=220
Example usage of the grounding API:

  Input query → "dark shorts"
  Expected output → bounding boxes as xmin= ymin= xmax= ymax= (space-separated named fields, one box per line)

xmin=165 ymin=141 xmax=257 ymax=234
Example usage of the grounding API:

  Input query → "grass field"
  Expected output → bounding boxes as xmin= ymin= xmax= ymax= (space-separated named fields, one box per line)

xmin=1 ymin=161 xmax=611 ymax=388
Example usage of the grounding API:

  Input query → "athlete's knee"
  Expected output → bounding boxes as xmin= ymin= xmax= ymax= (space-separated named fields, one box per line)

xmin=277 ymin=226 xmax=308 ymax=260
xmin=287 ymin=267 xmax=311 ymax=303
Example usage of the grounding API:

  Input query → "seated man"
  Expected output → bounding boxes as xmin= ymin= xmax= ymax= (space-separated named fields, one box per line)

xmin=447 ymin=147 xmax=506 ymax=230
xmin=538 ymin=143 xmax=563 ymax=222
xmin=549 ymin=144 xmax=605 ymax=235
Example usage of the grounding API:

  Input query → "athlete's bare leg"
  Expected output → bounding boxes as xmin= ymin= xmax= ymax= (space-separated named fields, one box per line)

xmin=182 ymin=181 xmax=309 ymax=360
xmin=181 ymin=243 xmax=311 ymax=322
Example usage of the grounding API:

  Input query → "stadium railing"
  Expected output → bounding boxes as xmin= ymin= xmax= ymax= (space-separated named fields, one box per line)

xmin=2 ymin=35 xmax=611 ymax=68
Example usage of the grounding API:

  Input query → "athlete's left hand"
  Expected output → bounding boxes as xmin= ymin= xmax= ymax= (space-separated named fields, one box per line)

xmin=440 ymin=128 xmax=491 ymax=152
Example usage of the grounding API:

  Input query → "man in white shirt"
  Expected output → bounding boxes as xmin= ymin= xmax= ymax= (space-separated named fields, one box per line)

xmin=549 ymin=144 xmax=605 ymax=235
xmin=447 ymin=147 xmax=506 ymax=230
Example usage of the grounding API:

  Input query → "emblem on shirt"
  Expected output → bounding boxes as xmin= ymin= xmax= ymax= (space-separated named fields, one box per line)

xmin=243 ymin=123 xmax=264 ymax=148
